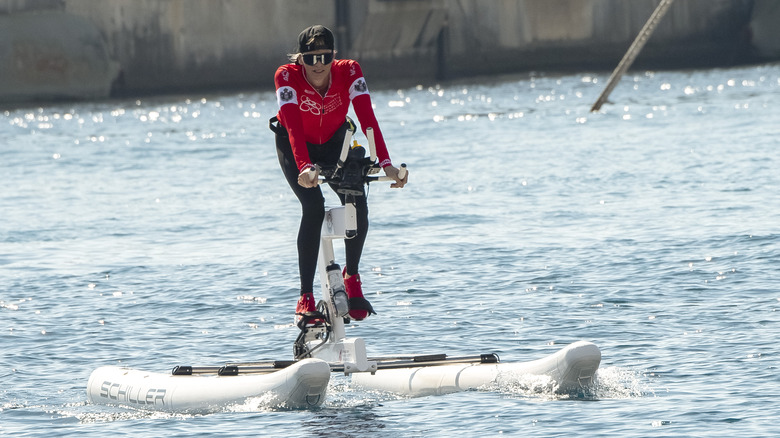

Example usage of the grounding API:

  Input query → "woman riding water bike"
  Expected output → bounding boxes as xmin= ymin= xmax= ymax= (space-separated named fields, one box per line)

xmin=271 ymin=25 xmax=407 ymax=326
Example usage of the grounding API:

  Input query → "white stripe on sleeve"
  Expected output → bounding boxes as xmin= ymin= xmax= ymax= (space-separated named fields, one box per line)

xmin=276 ymin=86 xmax=298 ymax=107
xmin=349 ymin=77 xmax=370 ymax=100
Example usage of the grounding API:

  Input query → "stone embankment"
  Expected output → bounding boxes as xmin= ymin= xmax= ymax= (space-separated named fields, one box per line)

xmin=1 ymin=0 xmax=777 ymax=104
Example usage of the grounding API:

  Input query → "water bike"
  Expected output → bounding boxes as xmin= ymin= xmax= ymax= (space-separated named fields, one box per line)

xmin=86 ymin=128 xmax=601 ymax=412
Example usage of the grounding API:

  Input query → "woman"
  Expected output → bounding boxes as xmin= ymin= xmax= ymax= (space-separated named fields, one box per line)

xmin=271 ymin=25 xmax=407 ymax=325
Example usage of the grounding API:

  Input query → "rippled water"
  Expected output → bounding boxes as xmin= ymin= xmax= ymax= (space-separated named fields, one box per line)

xmin=2 ymin=63 xmax=779 ymax=436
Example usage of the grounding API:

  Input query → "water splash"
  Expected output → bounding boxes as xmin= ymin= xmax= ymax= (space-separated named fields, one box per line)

xmin=589 ymin=366 xmax=659 ymax=399
xmin=486 ymin=372 xmax=560 ymax=400
xmin=480 ymin=366 xmax=656 ymax=401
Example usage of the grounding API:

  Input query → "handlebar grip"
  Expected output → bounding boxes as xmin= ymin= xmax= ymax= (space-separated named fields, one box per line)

xmin=367 ymin=127 xmax=377 ymax=163
xmin=339 ymin=130 xmax=352 ymax=166
xmin=303 ymin=167 xmax=318 ymax=184
xmin=397 ymin=163 xmax=407 ymax=180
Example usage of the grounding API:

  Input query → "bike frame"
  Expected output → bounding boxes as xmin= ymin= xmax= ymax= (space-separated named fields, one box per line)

xmin=294 ymin=127 xmax=406 ymax=375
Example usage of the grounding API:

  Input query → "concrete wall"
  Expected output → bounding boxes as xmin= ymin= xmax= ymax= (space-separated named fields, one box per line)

xmin=0 ymin=0 xmax=769 ymax=104
xmin=0 ymin=10 xmax=119 ymax=101
xmin=0 ymin=0 xmax=331 ymax=103
xmin=749 ymin=0 xmax=780 ymax=58
xmin=64 ymin=0 xmax=330 ymax=96
xmin=355 ymin=0 xmax=754 ymax=82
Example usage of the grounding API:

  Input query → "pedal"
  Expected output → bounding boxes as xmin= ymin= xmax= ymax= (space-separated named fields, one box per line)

xmin=295 ymin=311 xmax=325 ymax=330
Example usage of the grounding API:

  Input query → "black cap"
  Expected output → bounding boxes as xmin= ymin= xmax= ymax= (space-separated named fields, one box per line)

xmin=298 ymin=25 xmax=334 ymax=53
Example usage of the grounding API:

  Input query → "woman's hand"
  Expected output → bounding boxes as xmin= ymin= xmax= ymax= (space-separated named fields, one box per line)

xmin=383 ymin=165 xmax=408 ymax=188
xmin=297 ymin=166 xmax=320 ymax=188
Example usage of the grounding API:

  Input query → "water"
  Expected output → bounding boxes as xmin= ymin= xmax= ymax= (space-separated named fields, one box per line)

xmin=2 ymin=63 xmax=779 ymax=437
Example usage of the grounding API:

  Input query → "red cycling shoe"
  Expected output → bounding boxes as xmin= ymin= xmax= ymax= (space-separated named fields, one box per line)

xmin=295 ymin=293 xmax=324 ymax=328
xmin=343 ymin=269 xmax=376 ymax=321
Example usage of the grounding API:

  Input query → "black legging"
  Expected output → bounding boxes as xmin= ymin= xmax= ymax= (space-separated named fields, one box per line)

xmin=275 ymin=120 xmax=369 ymax=295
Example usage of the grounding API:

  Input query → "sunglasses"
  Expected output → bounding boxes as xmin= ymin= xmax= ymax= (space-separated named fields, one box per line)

xmin=302 ymin=52 xmax=334 ymax=66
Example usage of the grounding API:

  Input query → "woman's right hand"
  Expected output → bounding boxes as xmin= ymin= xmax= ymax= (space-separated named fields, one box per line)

xmin=297 ymin=166 xmax=319 ymax=188
xmin=383 ymin=165 xmax=408 ymax=188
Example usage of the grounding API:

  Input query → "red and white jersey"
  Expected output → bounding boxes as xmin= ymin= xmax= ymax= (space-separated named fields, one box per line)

xmin=274 ymin=59 xmax=391 ymax=171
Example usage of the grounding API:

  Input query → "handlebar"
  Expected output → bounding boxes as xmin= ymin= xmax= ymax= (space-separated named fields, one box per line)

xmin=300 ymin=126 xmax=408 ymax=191
xmin=301 ymin=162 xmax=407 ymax=187
xmin=310 ymin=163 xmax=407 ymax=184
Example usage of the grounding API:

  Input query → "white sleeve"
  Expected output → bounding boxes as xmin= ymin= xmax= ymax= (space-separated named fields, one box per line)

xmin=276 ymin=86 xmax=298 ymax=107
xmin=348 ymin=77 xmax=369 ymax=101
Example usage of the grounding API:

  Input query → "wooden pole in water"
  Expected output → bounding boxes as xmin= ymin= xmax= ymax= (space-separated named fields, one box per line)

xmin=590 ymin=0 xmax=677 ymax=112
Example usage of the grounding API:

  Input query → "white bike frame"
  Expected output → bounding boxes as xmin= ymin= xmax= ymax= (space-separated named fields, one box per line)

xmin=310 ymin=204 xmax=378 ymax=374
xmin=296 ymin=127 xmax=405 ymax=375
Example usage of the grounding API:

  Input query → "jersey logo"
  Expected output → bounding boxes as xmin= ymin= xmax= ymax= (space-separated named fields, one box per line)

xmin=323 ymin=94 xmax=342 ymax=114
xmin=276 ymin=86 xmax=297 ymax=107
xmin=354 ymin=79 xmax=367 ymax=93
xmin=299 ymin=95 xmax=321 ymax=115
xmin=349 ymin=77 xmax=369 ymax=100
xmin=281 ymin=70 xmax=290 ymax=82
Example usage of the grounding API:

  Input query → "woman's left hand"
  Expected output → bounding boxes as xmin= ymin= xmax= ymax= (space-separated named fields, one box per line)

xmin=383 ymin=165 xmax=408 ymax=188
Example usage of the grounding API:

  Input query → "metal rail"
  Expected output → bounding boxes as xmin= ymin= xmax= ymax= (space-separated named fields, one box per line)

xmin=171 ymin=353 xmax=499 ymax=376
